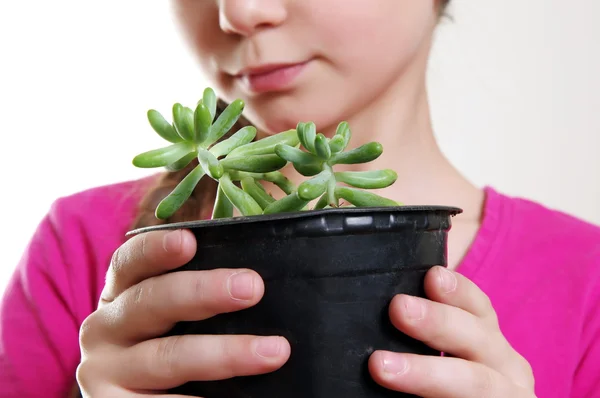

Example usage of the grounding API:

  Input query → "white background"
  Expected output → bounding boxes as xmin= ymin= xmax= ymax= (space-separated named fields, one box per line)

xmin=0 ymin=0 xmax=599 ymax=294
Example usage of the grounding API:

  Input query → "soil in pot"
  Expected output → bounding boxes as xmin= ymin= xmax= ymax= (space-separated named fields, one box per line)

xmin=129 ymin=205 xmax=462 ymax=398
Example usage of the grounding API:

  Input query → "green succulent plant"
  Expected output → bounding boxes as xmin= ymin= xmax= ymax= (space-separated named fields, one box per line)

xmin=132 ymin=87 xmax=401 ymax=220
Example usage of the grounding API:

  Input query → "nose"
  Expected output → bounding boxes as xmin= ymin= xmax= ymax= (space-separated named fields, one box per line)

xmin=219 ymin=0 xmax=288 ymax=36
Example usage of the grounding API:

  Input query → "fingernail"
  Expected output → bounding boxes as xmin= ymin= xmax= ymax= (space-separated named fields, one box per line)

xmin=382 ymin=352 xmax=408 ymax=375
xmin=404 ymin=296 xmax=424 ymax=321
xmin=438 ymin=267 xmax=457 ymax=293
xmin=227 ymin=271 xmax=255 ymax=301
xmin=254 ymin=336 xmax=283 ymax=358
xmin=163 ymin=230 xmax=182 ymax=253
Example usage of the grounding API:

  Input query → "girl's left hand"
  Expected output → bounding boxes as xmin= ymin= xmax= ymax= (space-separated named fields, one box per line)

xmin=368 ymin=266 xmax=536 ymax=398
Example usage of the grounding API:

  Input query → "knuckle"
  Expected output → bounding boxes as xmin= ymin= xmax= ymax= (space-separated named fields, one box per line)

xmin=220 ymin=336 xmax=245 ymax=376
xmin=437 ymin=300 xmax=451 ymax=328
xmin=154 ymin=335 xmax=184 ymax=380
xmin=472 ymin=367 xmax=497 ymax=398
xmin=480 ymin=293 xmax=499 ymax=325
xmin=75 ymin=357 xmax=96 ymax=395
xmin=79 ymin=312 xmax=100 ymax=350
xmin=472 ymin=319 xmax=494 ymax=356
xmin=104 ymin=234 xmax=156 ymax=302
xmin=76 ymin=360 xmax=116 ymax=398
xmin=479 ymin=291 xmax=493 ymax=312
xmin=109 ymin=245 xmax=125 ymax=277
xmin=140 ymin=232 xmax=150 ymax=258
xmin=517 ymin=355 xmax=535 ymax=386
xmin=101 ymin=245 xmax=129 ymax=303
xmin=224 ymin=335 xmax=245 ymax=362
xmin=129 ymin=278 xmax=162 ymax=321
xmin=487 ymin=310 xmax=499 ymax=326
xmin=192 ymin=272 xmax=209 ymax=302
xmin=517 ymin=354 xmax=532 ymax=372
xmin=75 ymin=361 xmax=88 ymax=390
xmin=422 ymin=305 xmax=448 ymax=342
xmin=106 ymin=249 xmax=128 ymax=296
xmin=192 ymin=269 xmax=233 ymax=311
xmin=131 ymin=279 xmax=151 ymax=307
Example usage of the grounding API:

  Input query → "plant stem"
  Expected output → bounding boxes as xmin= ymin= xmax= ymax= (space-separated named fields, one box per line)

xmin=212 ymin=181 xmax=233 ymax=219
xmin=155 ymin=164 xmax=205 ymax=219
xmin=325 ymin=164 xmax=338 ymax=207
xmin=219 ymin=173 xmax=263 ymax=216
xmin=228 ymin=170 xmax=296 ymax=195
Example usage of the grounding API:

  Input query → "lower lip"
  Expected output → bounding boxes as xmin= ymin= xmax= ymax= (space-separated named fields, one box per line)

xmin=239 ymin=61 xmax=309 ymax=93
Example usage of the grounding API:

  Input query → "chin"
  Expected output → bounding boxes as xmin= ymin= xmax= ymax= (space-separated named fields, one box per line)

xmin=250 ymin=106 xmax=338 ymax=136
xmin=243 ymin=91 xmax=349 ymax=137
xmin=247 ymin=109 xmax=304 ymax=136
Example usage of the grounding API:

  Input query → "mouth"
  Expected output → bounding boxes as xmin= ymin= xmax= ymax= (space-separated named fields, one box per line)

xmin=233 ymin=60 xmax=312 ymax=94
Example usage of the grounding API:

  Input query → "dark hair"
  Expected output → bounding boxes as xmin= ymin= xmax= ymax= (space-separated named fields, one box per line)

xmin=440 ymin=0 xmax=451 ymax=15
xmin=130 ymin=1 xmax=451 ymax=231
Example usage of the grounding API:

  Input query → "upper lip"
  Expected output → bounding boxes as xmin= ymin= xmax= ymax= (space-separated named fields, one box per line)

xmin=233 ymin=61 xmax=307 ymax=77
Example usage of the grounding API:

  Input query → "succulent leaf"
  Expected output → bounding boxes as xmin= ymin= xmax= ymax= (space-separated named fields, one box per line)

xmin=147 ymin=109 xmax=182 ymax=143
xmin=155 ymin=164 xmax=205 ymax=219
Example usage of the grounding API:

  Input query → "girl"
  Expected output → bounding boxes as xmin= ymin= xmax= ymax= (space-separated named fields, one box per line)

xmin=2 ymin=1 xmax=599 ymax=397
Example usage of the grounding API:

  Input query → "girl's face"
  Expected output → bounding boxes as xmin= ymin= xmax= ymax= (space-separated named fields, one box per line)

xmin=174 ymin=0 xmax=441 ymax=134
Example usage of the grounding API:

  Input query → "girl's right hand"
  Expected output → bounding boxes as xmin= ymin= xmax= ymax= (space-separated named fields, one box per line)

xmin=76 ymin=229 xmax=291 ymax=397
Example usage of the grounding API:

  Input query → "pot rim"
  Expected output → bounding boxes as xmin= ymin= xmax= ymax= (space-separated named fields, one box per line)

xmin=127 ymin=205 xmax=463 ymax=236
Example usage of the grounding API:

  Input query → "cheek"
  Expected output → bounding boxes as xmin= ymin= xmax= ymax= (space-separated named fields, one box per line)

xmin=313 ymin=0 xmax=435 ymax=75
xmin=174 ymin=1 xmax=232 ymax=89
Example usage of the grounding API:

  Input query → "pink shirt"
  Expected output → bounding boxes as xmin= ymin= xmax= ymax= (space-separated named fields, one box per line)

xmin=1 ymin=179 xmax=599 ymax=397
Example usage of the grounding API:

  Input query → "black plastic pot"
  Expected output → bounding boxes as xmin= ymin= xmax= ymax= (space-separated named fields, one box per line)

xmin=130 ymin=205 xmax=461 ymax=398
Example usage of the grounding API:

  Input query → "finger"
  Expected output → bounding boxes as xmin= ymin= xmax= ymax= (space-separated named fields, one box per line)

xmin=100 ymin=229 xmax=197 ymax=305
xmin=369 ymin=351 xmax=533 ymax=398
xmin=129 ymin=391 xmax=192 ymax=398
xmin=424 ymin=266 xmax=497 ymax=324
xmin=86 ymin=268 xmax=264 ymax=344
xmin=126 ymin=393 xmax=191 ymax=398
xmin=77 ymin=373 xmax=194 ymax=398
xmin=115 ymin=334 xmax=290 ymax=391
xmin=388 ymin=294 xmax=531 ymax=384
xmin=77 ymin=362 xmax=196 ymax=398
xmin=134 ymin=395 xmax=197 ymax=398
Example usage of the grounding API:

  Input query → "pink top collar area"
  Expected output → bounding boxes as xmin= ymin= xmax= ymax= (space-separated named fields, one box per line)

xmin=455 ymin=185 xmax=509 ymax=277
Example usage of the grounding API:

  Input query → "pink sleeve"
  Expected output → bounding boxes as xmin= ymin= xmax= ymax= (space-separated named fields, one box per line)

xmin=0 ymin=178 xmax=146 ymax=397
xmin=572 ymin=250 xmax=600 ymax=397
xmin=0 ymin=205 xmax=90 ymax=397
